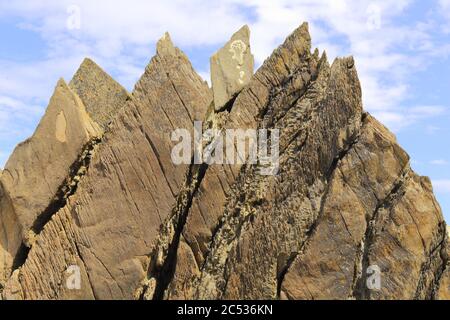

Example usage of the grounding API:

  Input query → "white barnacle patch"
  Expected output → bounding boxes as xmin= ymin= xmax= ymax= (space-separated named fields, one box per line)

xmin=229 ymin=39 xmax=247 ymax=66
xmin=229 ymin=40 xmax=248 ymax=85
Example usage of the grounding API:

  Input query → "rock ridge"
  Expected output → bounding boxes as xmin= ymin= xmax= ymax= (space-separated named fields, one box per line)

xmin=0 ymin=22 xmax=448 ymax=300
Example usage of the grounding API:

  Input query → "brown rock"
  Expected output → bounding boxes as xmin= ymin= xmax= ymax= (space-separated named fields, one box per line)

xmin=181 ymin=22 xmax=319 ymax=282
xmin=437 ymin=240 xmax=450 ymax=300
xmin=69 ymin=58 xmax=130 ymax=129
xmin=281 ymin=116 xmax=413 ymax=299
xmin=158 ymin=23 xmax=448 ymax=301
xmin=0 ymin=79 xmax=101 ymax=287
xmin=0 ymin=23 xmax=447 ymax=301
xmin=2 ymin=33 xmax=211 ymax=299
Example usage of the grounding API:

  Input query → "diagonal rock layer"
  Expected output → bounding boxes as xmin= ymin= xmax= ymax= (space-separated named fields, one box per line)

xmin=0 ymin=23 xmax=448 ymax=300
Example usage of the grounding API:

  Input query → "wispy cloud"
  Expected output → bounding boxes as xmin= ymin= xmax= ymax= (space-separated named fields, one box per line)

xmin=432 ymin=179 xmax=450 ymax=193
xmin=425 ymin=125 xmax=442 ymax=135
xmin=373 ymin=105 xmax=447 ymax=132
xmin=439 ymin=0 xmax=450 ymax=32
xmin=430 ymin=159 xmax=449 ymax=165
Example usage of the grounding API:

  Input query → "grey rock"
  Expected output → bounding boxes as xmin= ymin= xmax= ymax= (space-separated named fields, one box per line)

xmin=210 ymin=25 xmax=254 ymax=111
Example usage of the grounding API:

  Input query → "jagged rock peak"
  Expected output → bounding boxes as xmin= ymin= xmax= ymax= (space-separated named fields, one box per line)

xmin=210 ymin=25 xmax=254 ymax=111
xmin=1 ymin=25 xmax=212 ymax=300
xmin=0 ymin=78 xmax=101 ymax=287
xmin=156 ymin=32 xmax=178 ymax=57
xmin=134 ymin=31 xmax=211 ymax=122
xmin=0 ymin=21 xmax=448 ymax=301
xmin=69 ymin=58 xmax=130 ymax=130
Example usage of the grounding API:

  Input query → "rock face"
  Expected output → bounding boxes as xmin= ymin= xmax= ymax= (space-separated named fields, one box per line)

xmin=1 ymin=33 xmax=211 ymax=300
xmin=210 ymin=25 xmax=254 ymax=111
xmin=0 ymin=79 xmax=102 ymax=286
xmin=0 ymin=23 xmax=448 ymax=300
xmin=69 ymin=58 xmax=130 ymax=130
xmin=0 ymin=59 xmax=130 ymax=291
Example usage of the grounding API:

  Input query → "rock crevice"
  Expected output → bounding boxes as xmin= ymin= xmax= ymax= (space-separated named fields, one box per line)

xmin=0 ymin=22 xmax=448 ymax=300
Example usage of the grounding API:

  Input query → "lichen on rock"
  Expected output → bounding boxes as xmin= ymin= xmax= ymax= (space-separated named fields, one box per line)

xmin=0 ymin=22 xmax=447 ymax=301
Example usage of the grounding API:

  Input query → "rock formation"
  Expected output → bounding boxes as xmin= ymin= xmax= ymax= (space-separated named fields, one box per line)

xmin=69 ymin=58 xmax=130 ymax=130
xmin=0 ymin=23 xmax=448 ymax=300
xmin=210 ymin=25 xmax=254 ymax=111
xmin=0 ymin=79 xmax=102 ymax=286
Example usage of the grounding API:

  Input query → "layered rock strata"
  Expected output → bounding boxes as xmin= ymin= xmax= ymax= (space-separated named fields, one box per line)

xmin=0 ymin=23 xmax=448 ymax=300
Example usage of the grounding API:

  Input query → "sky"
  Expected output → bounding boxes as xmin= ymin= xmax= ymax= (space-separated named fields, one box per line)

xmin=0 ymin=0 xmax=449 ymax=220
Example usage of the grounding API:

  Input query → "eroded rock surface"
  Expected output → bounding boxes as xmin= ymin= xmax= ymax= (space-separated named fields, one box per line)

xmin=0 ymin=23 xmax=447 ymax=300
xmin=69 ymin=58 xmax=130 ymax=130
xmin=1 ymin=33 xmax=211 ymax=300
xmin=0 ymin=79 xmax=102 ymax=287
xmin=0 ymin=59 xmax=130 ymax=292
xmin=211 ymin=25 xmax=254 ymax=111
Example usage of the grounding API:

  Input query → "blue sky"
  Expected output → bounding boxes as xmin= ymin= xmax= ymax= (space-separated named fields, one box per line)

xmin=0 ymin=0 xmax=449 ymax=220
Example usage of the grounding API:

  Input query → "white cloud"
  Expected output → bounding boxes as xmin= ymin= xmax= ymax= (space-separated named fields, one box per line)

xmin=440 ymin=0 xmax=450 ymax=31
xmin=0 ymin=1 xmax=439 ymax=98
xmin=0 ymin=1 xmax=250 ymax=52
xmin=0 ymin=1 xmax=253 ymax=96
xmin=373 ymin=105 xmax=447 ymax=132
xmin=441 ymin=0 xmax=450 ymax=7
xmin=432 ymin=179 xmax=450 ymax=193
xmin=425 ymin=125 xmax=441 ymax=135
xmin=430 ymin=159 xmax=449 ymax=165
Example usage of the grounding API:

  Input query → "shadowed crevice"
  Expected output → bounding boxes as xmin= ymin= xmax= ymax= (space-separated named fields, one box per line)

xmin=149 ymin=162 xmax=209 ymax=300
xmin=9 ymin=136 xmax=102 ymax=275
xmin=352 ymin=166 xmax=410 ymax=300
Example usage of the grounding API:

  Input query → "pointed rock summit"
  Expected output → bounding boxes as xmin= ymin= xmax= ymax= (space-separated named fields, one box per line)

xmin=156 ymin=32 xmax=178 ymax=57
xmin=0 ymin=59 xmax=130 ymax=290
xmin=69 ymin=58 xmax=130 ymax=130
xmin=2 ymin=34 xmax=212 ymax=300
xmin=210 ymin=25 xmax=254 ymax=111
xmin=0 ymin=79 xmax=101 ymax=285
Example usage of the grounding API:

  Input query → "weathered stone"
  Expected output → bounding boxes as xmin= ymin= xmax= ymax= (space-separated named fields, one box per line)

xmin=163 ymin=23 xmax=321 ymax=299
xmin=2 ymin=33 xmax=211 ymax=299
xmin=164 ymin=236 xmax=201 ymax=300
xmin=0 ymin=58 xmax=129 ymax=291
xmin=0 ymin=79 xmax=101 ymax=287
xmin=158 ymin=23 xmax=448 ymax=301
xmin=0 ymin=23 xmax=447 ymax=301
xmin=437 ymin=240 xmax=450 ymax=300
xmin=210 ymin=25 xmax=254 ymax=111
xmin=69 ymin=58 xmax=130 ymax=130
xmin=280 ymin=116 xmax=420 ymax=300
